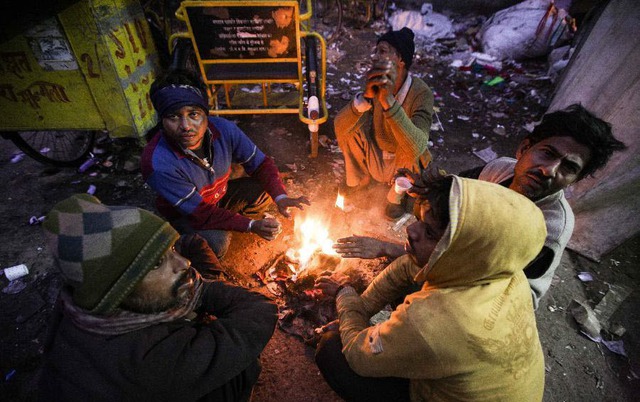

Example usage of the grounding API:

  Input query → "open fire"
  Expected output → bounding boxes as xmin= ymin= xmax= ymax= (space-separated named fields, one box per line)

xmin=285 ymin=216 xmax=337 ymax=275
xmin=255 ymin=193 xmax=377 ymax=342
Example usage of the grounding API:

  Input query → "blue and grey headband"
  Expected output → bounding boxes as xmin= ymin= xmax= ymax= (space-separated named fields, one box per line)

xmin=150 ymin=84 xmax=209 ymax=117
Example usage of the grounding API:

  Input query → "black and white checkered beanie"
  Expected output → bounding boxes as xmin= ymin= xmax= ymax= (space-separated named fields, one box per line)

xmin=43 ymin=194 xmax=179 ymax=314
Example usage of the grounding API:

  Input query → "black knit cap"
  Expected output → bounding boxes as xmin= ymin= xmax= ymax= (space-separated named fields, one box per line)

xmin=377 ymin=27 xmax=415 ymax=69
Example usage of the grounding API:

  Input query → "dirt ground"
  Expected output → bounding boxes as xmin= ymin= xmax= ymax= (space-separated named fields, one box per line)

xmin=1 ymin=19 xmax=639 ymax=402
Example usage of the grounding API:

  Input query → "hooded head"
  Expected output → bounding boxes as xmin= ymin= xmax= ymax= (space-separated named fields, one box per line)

xmin=43 ymin=194 xmax=179 ymax=314
xmin=414 ymin=176 xmax=547 ymax=287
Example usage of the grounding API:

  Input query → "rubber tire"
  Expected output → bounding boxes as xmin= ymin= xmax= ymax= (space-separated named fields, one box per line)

xmin=9 ymin=130 xmax=97 ymax=167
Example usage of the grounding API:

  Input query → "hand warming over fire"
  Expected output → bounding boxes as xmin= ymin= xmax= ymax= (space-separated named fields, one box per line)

xmin=314 ymin=270 xmax=352 ymax=298
xmin=276 ymin=196 xmax=312 ymax=218
xmin=250 ymin=218 xmax=282 ymax=241
xmin=333 ymin=235 xmax=388 ymax=259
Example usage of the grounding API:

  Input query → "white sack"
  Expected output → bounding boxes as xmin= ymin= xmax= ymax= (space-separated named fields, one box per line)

xmin=388 ymin=8 xmax=454 ymax=41
xmin=478 ymin=0 xmax=570 ymax=60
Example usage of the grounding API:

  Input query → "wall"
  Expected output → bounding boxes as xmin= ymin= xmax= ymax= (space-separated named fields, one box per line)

xmin=549 ymin=0 xmax=640 ymax=260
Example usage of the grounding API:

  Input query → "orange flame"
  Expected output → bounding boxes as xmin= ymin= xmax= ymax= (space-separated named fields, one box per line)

xmin=335 ymin=193 xmax=345 ymax=210
xmin=291 ymin=215 xmax=337 ymax=272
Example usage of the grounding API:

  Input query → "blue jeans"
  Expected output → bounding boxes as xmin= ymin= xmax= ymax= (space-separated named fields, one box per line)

xmin=171 ymin=177 xmax=272 ymax=259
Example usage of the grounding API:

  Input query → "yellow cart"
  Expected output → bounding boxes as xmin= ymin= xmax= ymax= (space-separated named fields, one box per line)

xmin=169 ymin=0 xmax=328 ymax=156
xmin=0 ymin=0 xmax=161 ymax=166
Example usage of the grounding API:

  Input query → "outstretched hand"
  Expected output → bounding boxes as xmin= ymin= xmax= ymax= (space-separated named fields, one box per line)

xmin=276 ymin=196 xmax=311 ymax=218
xmin=314 ymin=270 xmax=352 ymax=298
xmin=333 ymin=235 xmax=387 ymax=259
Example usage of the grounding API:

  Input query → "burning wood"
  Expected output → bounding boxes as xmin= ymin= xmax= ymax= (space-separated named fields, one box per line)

xmin=254 ymin=212 xmax=348 ymax=342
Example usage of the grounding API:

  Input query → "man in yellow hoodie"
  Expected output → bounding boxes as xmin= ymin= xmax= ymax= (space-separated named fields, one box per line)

xmin=315 ymin=174 xmax=547 ymax=401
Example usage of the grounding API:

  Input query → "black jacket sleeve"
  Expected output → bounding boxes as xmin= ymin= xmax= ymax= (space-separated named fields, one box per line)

xmin=139 ymin=281 xmax=277 ymax=399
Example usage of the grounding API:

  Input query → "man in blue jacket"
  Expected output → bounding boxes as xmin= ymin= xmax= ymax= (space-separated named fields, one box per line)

xmin=142 ymin=70 xmax=310 ymax=258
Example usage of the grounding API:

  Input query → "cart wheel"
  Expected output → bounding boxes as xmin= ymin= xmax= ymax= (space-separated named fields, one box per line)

xmin=9 ymin=130 xmax=97 ymax=167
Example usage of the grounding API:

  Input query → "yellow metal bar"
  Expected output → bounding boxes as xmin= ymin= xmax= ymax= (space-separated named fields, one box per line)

xmin=299 ymin=0 xmax=313 ymax=22
xmin=203 ymin=58 xmax=299 ymax=64
xmin=224 ymin=84 xmax=232 ymax=108
xmin=168 ymin=32 xmax=190 ymax=55
xmin=210 ymin=108 xmax=299 ymax=115
xmin=262 ymin=83 xmax=268 ymax=107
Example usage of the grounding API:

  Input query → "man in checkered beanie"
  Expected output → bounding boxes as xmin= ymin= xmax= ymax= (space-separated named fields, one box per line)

xmin=39 ymin=194 xmax=277 ymax=401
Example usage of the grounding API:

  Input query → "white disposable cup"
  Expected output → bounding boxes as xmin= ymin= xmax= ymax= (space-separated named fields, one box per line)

xmin=394 ymin=177 xmax=412 ymax=195
xmin=3 ymin=264 xmax=29 ymax=281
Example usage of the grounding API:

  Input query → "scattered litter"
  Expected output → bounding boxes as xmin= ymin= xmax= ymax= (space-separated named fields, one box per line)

xmin=569 ymin=299 xmax=602 ymax=342
xmin=457 ymin=115 xmax=470 ymax=121
xmin=484 ymin=76 xmax=505 ymax=86
xmin=609 ymin=259 xmax=620 ymax=267
xmin=493 ymin=125 xmax=506 ymax=136
xmin=5 ymin=369 xmax=16 ymax=381
xmin=601 ymin=339 xmax=626 ymax=357
xmin=39 ymin=147 xmax=51 ymax=154
xmin=594 ymin=284 xmax=633 ymax=330
xmin=450 ymin=92 xmax=461 ymax=100
xmin=577 ymin=272 xmax=594 ymax=282
xmin=78 ymin=154 xmax=99 ymax=173
xmin=470 ymin=52 xmax=503 ymax=71
xmin=609 ymin=323 xmax=626 ymax=337
xmin=2 ymin=279 xmax=27 ymax=295
xmin=523 ymin=122 xmax=537 ymax=132
xmin=29 ymin=216 xmax=45 ymax=225
xmin=2 ymin=264 xmax=29 ymax=282
xmin=87 ymin=185 xmax=97 ymax=195
xmin=318 ymin=135 xmax=332 ymax=148
xmin=240 ymin=85 xmax=262 ymax=93
xmin=472 ymin=132 xmax=480 ymax=139
xmin=285 ymin=164 xmax=298 ymax=172
xmin=473 ymin=146 xmax=498 ymax=163
xmin=10 ymin=153 xmax=25 ymax=163
xmin=433 ymin=111 xmax=445 ymax=132
xmin=329 ymin=145 xmax=342 ymax=154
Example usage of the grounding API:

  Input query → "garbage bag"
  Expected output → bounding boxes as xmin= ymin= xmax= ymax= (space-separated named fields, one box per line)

xmin=388 ymin=6 xmax=454 ymax=41
xmin=478 ymin=0 xmax=572 ymax=60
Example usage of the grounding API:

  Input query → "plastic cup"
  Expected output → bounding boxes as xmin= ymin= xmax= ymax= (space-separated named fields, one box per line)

xmin=394 ymin=177 xmax=412 ymax=195
xmin=3 ymin=264 xmax=29 ymax=281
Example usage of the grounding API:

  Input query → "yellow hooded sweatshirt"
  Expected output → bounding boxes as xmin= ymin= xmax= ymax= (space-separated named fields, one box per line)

xmin=336 ymin=176 xmax=547 ymax=401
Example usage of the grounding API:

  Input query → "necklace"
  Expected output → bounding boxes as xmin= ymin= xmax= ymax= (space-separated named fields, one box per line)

xmin=183 ymin=130 xmax=214 ymax=174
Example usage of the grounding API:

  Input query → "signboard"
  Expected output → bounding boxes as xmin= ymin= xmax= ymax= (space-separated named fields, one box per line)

xmin=186 ymin=5 xmax=298 ymax=60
